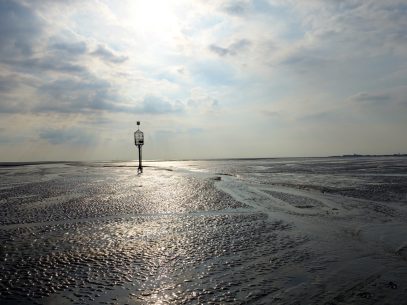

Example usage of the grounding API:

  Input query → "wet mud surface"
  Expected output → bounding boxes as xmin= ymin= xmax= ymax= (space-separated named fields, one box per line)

xmin=1 ymin=157 xmax=407 ymax=304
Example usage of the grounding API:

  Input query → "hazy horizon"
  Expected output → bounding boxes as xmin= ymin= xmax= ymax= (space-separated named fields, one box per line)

xmin=1 ymin=153 xmax=407 ymax=164
xmin=1 ymin=0 xmax=406 ymax=162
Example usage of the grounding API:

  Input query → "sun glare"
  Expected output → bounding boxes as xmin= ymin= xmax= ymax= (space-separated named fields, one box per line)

xmin=130 ymin=0 xmax=178 ymax=38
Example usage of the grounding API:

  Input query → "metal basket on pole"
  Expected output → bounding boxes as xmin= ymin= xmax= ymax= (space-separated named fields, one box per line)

xmin=134 ymin=121 xmax=144 ymax=173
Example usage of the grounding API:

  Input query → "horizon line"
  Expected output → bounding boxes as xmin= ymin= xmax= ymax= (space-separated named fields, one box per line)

xmin=1 ymin=153 xmax=406 ymax=165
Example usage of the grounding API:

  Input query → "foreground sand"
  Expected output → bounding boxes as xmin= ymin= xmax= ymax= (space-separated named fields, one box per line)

xmin=0 ymin=158 xmax=406 ymax=304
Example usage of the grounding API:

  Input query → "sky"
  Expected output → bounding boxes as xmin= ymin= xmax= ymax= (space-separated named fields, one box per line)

xmin=0 ymin=0 xmax=406 ymax=161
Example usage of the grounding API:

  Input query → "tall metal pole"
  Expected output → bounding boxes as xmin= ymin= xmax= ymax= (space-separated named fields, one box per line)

xmin=138 ymin=145 xmax=143 ymax=173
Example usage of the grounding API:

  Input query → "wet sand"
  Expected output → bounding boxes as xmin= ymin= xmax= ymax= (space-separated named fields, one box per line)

xmin=1 ymin=158 xmax=407 ymax=304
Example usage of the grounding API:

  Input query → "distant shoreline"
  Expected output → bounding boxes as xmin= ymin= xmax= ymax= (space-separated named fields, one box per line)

xmin=329 ymin=153 xmax=407 ymax=158
xmin=1 ymin=154 xmax=406 ymax=166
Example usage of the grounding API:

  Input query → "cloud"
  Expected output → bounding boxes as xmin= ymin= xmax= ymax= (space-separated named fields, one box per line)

xmin=0 ymin=75 xmax=19 ymax=93
xmin=187 ymin=87 xmax=219 ymax=113
xmin=280 ymin=50 xmax=329 ymax=68
xmin=191 ymin=60 xmax=237 ymax=86
xmin=0 ymin=134 xmax=26 ymax=144
xmin=0 ymin=0 xmax=44 ymax=57
xmin=50 ymin=41 xmax=88 ymax=55
xmin=35 ymin=77 xmax=122 ymax=113
xmin=91 ymin=45 xmax=128 ymax=64
xmin=348 ymin=92 xmax=392 ymax=104
xmin=0 ymin=73 xmax=30 ymax=113
xmin=298 ymin=111 xmax=346 ymax=123
xmin=152 ymin=129 xmax=176 ymax=141
xmin=3 ymin=75 xmax=184 ymax=116
xmin=292 ymin=1 xmax=407 ymax=56
xmin=39 ymin=128 xmax=96 ymax=145
xmin=188 ymin=127 xmax=204 ymax=134
xmin=261 ymin=110 xmax=280 ymax=118
xmin=135 ymin=96 xmax=184 ymax=114
xmin=152 ymin=127 xmax=204 ymax=140
xmin=222 ymin=2 xmax=249 ymax=16
xmin=221 ymin=0 xmax=287 ymax=18
xmin=80 ymin=116 xmax=112 ymax=125
xmin=7 ymin=57 xmax=88 ymax=74
xmin=0 ymin=99 xmax=24 ymax=114
xmin=209 ymin=39 xmax=251 ymax=57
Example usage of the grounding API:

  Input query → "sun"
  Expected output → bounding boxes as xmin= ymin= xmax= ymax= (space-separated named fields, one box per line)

xmin=130 ymin=0 xmax=178 ymax=38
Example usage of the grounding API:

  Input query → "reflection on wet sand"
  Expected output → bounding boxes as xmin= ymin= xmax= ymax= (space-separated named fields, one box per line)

xmin=1 ymin=158 xmax=407 ymax=304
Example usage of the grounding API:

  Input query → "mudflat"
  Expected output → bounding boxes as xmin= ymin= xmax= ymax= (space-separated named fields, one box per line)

xmin=1 ymin=157 xmax=407 ymax=304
